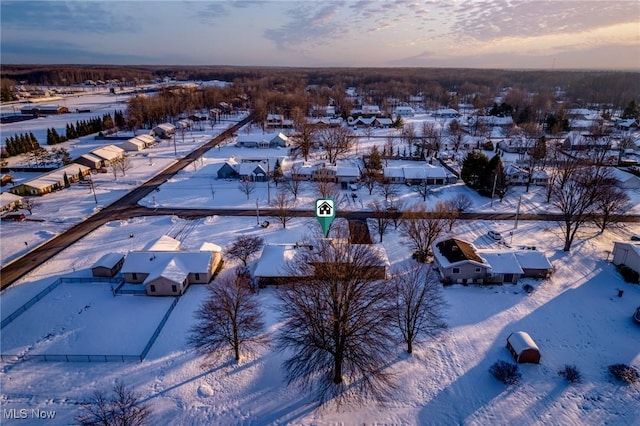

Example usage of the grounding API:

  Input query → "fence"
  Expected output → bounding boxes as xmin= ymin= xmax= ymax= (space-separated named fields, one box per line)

xmin=1 ymin=354 xmax=142 ymax=363
xmin=1 ymin=285 xmax=180 ymax=364
xmin=0 ymin=279 xmax=63 ymax=330
xmin=139 ymin=296 xmax=180 ymax=359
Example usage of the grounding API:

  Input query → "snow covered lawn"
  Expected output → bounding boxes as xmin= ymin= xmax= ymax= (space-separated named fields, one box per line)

xmin=1 ymin=215 xmax=639 ymax=425
xmin=1 ymin=282 xmax=175 ymax=357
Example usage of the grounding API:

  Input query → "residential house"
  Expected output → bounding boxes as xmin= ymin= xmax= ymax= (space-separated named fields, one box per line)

xmin=0 ymin=192 xmax=22 ymax=212
xmin=609 ymin=167 xmax=640 ymax=189
xmin=88 ymin=145 xmax=125 ymax=167
xmin=612 ymin=241 xmax=640 ymax=275
xmin=312 ymin=165 xmax=337 ymax=182
xmin=394 ymin=106 xmax=415 ymax=117
xmin=254 ymin=240 xmax=390 ymax=286
xmin=504 ymin=164 xmax=549 ymax=186
xmin=120 ymin=236 xmax=222 ymax=296
xmin=217 ymin=159 xmax=239 ymax=179
xmin=20 ymin=105 xmax=69 ymax=115
xmin=432 ymin=108 xmax=460 ymax=118
xmin=433 ymin=238 xmax=553 ymax=284
xmin=9 ymin=163 xmax=91 ymax=196
xmin=75 ymin=153 xmax=103 ymax=170
xmin=152 ymin=123 xmax=176 ymax=139
xmin=238 ymin=162 xmax=268 ymax=182
xmin=382 ymin=163 xmax=455 ymax=185
xmin=91 ymin=253 xmax=125 ymax=278
xmin=433 ymin=239 xmax=490 ymax=284
xmin=336 ymin=164 xmax=361 ymax=187
xmin=120 ymin=134 xmax=154 ymax=151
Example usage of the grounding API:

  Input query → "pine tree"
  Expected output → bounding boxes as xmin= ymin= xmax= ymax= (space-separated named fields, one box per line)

xmin=460 ymin=151 xmax=489 ymax=190
xmin=368 ymin=145 xmax=383 ymax=173
xmin=63 ymin=172 xmax=70 ymax=188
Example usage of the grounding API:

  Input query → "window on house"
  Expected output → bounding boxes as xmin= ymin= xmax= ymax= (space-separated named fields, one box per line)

xmin=475 ymin=268 xmax=481 ymax=273
xmin=132 ymin=273 xmax=137 ymax=280
xmin=150 ymin=285 xmax=156 ymax=292
xmin=172 ymin=285 xmax=177 ymax=293
xmin=195 ymin=273 xmax=200 ymax=280
xmin=452 ymin=267 xmax=460 ymax=274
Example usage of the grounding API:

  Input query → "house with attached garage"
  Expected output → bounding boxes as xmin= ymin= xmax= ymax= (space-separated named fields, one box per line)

xmin=432 ymin=238 xmax=553 ymax=284
xmin=612 ymin=241 xmax=640 ymax=275
xmin=9 ymin=163 xmax=91 ymax=196
xmin=120 ymin=236 xmax=222 ymax=296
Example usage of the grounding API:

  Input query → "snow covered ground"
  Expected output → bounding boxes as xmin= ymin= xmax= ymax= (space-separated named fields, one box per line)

xmin=2 ymin=92 xmax=640 ymax=424
xmin=1 ymin=214 xmax=639 ymax=425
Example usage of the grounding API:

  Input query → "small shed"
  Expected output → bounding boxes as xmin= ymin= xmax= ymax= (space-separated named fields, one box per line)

xmin=92 ymin=253 xmax=125 ymax=277
xmin=506 ymin=331 xmax=541 ymax=364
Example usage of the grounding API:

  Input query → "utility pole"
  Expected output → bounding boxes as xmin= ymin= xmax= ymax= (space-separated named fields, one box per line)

xmin=266 ymin=160 xmax=271 ymax=204
xmin=490 ymin=172 xmax=498 ymax=207
xmin=514 ymin=195 xmax=522 ymax=229
xmin=88 ymin=173 xmax=98 ymax=204
xmin=256 ymin=198 xmax=260 ymax=225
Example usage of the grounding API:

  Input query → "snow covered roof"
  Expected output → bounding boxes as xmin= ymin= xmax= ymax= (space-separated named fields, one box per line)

xmin=79 ymin=153 xmax=102 ymax=163
xmin=155 ymin=123 xmax=175 ymax=131
xmin=238 ymin=162 xmax=266 ymax=176
xmin=0 ymin=192 xmax=22 ymax=206
xmin=91 ymin=145 xmax=124 ymax=161
xmin=18 ymin=163 xmax=91 ymax=190
xmin=92 ymin=252 xmax=125 ymax=269
xmin=384 ymin=167 xmax=405 ymax=178
xmin=336 ymin=166 xmax=360 ymax=177
xmin=254 ymin=244 xmax=307 ymax=278
xmin=507 ymin=331 xmax=540 ymax=353
xmin=514 ymin=251 xmax=553 ymax=270
xmin=480 ymin=251 xmax=524 ymax=274
xmin=144 ymin=235 xmax=181 ymax=251
xmin=121 ymin=251 xmax=214 ymax=278
xmin=199 ymin=242 xmax=222 ymax=253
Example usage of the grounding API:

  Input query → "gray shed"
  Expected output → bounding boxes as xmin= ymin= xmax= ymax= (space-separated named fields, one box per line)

xmin=92 ymin=253 xmax=125 ymax=278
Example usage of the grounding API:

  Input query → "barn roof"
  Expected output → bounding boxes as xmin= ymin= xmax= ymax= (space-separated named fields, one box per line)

xmin=507 ymin=331 xmax=540 ymax=354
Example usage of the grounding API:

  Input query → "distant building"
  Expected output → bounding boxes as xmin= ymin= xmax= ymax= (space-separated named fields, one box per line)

xmin=152 ymin=123 xmax=176 ymax=139
xmin=9 ymin=163 xmax=91 ymax=196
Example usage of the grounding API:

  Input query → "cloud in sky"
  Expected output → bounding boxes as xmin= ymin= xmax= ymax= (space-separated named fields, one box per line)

xmin=1 ymin=0 xmax=638 ymax=69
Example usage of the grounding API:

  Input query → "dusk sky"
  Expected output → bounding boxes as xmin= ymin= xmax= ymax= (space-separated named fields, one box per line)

xmin=2 ymin=0 xmax=639 ymax=70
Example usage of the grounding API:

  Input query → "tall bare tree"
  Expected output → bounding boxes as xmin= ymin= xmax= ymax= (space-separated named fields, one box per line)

xmin=317 ymin=126 xmax=355 ymax=164
xmin=188 ymin=275 xmax=266 ymax=363
xmin=238 ymin=178 xmax=256 ymax=200
xmin=400 ymin=204 xmax=446 ymax=262
xmin=273 ymin=190 xmax=294 ymax=228
xmin=411 ymin=179 xmax=430 ymax=202
xmin=117 ymin=156 xmax=133 ymax=177
xmin=551 ymin=166 xmax=601 ymax=251
xmin=368 ymin=199 xmax=391 ymax=243
xmin=392 ymin=263 xmax=447 ymax=354
xmin=593 ymin=172 xmax=629 ymax=233
xmin=76 ymin=381 xmax=150 ymax=426
xmin=439 ymin=200 xmax=460 ymax=232
xmin=292 ymin=111 xmax=316 ymax=161
xmin=282 ymin=173 xmax=302 ymax=200
xmin=276 ymin=224 xmax=396 ymax=406
xmin=227 ymin=235 xmax=264 ymax=267
xmin=377 ymin=181 xmax=398 ymax=203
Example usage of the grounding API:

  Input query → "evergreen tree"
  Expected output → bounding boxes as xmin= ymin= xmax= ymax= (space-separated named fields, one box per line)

xmin=63 ymin=172 xmax=70 ymax=188
xmin=480 ymin=154 xmax=507 ymax=197
xmin=47 ymin=128 xmax=53 ymax=145
xmin=272 ymin=158 xmax=283 ymax=186
xmin=622 ymin=100 xmax=640 ymax=119
xmin=368 ymin=145 xmax=383 ymax=173
xmin=460 ymin=151 xmax=489 ymax=190
xmin=78 ymin=168 xmax=84 ymax=181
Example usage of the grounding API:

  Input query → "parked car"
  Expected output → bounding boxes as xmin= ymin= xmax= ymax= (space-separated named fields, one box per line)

xmin=488 ymin=230 xmax=503 ymax=241
xmin=1 ymin=213 xmax=26 ymax=222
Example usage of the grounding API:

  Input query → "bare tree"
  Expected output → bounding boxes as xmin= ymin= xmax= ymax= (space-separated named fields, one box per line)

xmin=440 ymin=200 xmax=460 ymax=232
xmin=110 ymin=160 xmax=119 ymax=180
xmin=22 ymin=198 xmax=37 ymax=215
xmin=276 ymin=224 xmax=397 ymax=406
xmin=412 ymin=179 xmax=430 ymax=202
xmin=282 ymin=174 xmax=302 ymax=200
xmin=238 ymin=178 xmax=256 ymax=200
xmin=227 ymin=235 xmax=264 ymax=267
xmin=551 ymin=167 xmax=600 ymax=251
xmin=314 ymin=179 xmax=341 ymax=199
xmin=392 ymin=263 xmax=447 ymax=354
xmin=292 ymin=109 xmax=316 ymax=161
xmin=361 ymin=170 xmax=379 ymax=195
xmin=75 ymin=381 xmax=150 ymax=426
xmin=188 ymin=275 xmax=266 ymax=363
xmin=377 ymin=181 xmax=398 ymax=203
xmin=593 ymin=174 xmax=629 ymax=233
xmin=388 ymin=198 xmax=405 ymax=230
xmin=369 ymin=199 xmax=391 ymax=243
xmin=450 ymin=193 xmax=473 ymax=212
xmin=273 ymin=190 xmax=293 ymax=228
xmin=400 ymin=204 xmax=446 ymax=262
xmin=317 ymin=126 xmax=355 ymax=164
xmin=117 ymin=156 xmax=133 ymax=176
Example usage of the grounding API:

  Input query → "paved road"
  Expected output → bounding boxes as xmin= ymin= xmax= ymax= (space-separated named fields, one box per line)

xmin=0 ymin=116 xmax=253 ymax=289
xmin=3 ymin=115 xmax=640 ymax=288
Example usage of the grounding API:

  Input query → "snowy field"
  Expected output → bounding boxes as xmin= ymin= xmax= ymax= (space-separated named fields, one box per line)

xmin=1 ymin=214 xmax=639 ymax=425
